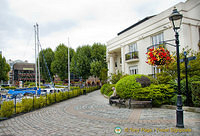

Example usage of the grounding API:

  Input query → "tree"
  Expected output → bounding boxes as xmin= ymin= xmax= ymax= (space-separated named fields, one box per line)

xmin=99 ymin=68 xmax=108 ymax=84
xmin=90 ymin=43 xmax=107 ymax=78
xmin=51 ymin=44 xmax=75 ymax=81
xmin=39 ymin=48 xmax=54 ymax=82
xmin=90 ymin=61 xmax=102 ymax=77
xmin=71 ymin=45 xmax=92 ymax=79
xmin=0 ymin=54 xmax=10 ymax=82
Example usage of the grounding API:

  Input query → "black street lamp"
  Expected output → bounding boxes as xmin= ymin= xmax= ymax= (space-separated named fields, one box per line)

xmin=169 ymin=8 xmax=184 ymax=128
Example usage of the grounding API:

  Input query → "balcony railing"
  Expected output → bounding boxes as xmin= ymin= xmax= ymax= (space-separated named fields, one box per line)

xmin=125 ymin=51 xmax=139 ymax=61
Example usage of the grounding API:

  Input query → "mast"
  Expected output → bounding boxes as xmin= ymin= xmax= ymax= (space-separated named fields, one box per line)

xmin=68 ymin=38 xmax=70 ymax=91
xmin=36 ymin=23 xmax=41 ymax=89
xmin=34 ymin=25 xmax=37 ymax=88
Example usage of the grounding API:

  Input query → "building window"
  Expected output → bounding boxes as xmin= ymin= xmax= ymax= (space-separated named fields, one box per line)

xmin=130 ymin=66 xmax=138 ymax=75
xmin=126 ymin=43 xmax=139 ymax=60
xmin=129 ymin=43 xmax=137 ymax=52
xmin=152 ymin=33 xmax=164 ymax=47
xmin=115 ymin=62 xmax=117 ymax=67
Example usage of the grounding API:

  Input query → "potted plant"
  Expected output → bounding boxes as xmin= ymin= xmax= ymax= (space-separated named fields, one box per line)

xmin=146 ymin=46 xmax=174 ymax=66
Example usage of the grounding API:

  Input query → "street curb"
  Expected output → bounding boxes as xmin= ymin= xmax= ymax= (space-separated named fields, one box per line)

xmin=161 ymin=105 xmax=200 ymax=113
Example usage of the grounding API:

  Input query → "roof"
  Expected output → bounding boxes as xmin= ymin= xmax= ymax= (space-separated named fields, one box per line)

xmin=117 ymin=15 xmax=156 ymax=36
xmin=13 ymin=62 xmax=35 ymax=71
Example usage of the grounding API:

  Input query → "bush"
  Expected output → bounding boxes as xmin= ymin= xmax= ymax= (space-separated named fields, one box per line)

xmin=2 ymin=86 xmax=16 ymax=90
xmin=115 ymin=74 xmax=151 ymax=99
xmin=0 ymin=86 xmax=99 ymax=118
xmin=170 ymin=94 xmax=186 ymax=106
xmin=110 ymin=71 xmax=122 ymax=84
xmin=131 ymin=84 xmax=175 ymax=106
xmin=0 ymin=101 xmax=14 ymax=118
xmin=100 ymin=84 xmax=115 ymax=96
xmin=100 ymin=84 xmax=110 ymax=94
xmin=135 ymin=76 xmax=151 ymax=87
xmin=21 ymin=98 xmax=33 ymax=112
xmin=191 ymin=81 xmax=200 ymax=107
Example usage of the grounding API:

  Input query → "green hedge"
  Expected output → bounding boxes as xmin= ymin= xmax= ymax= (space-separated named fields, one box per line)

xmin=115 ymin=74 xmax=151 ymax=99
xmin=100 ymin=84 xmax=115 ymax=97
xmin=131 ymin=84 xmax=175 ymax=106
xmin=0 ymin=86 xmax=100 ymax=118
xmin=0 ymin=101 xmax=14 ymax=118
xmin=191 ymin=81 xmax=200 ymax=107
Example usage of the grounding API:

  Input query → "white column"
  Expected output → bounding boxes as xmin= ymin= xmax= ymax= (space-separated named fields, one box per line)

xmin=121 ymin=46 xmax=125 ymax=74
xmin=109 ymin=54 xmax=115 ymax=75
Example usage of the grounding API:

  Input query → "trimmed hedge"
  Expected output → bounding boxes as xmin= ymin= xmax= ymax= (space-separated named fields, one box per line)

xmin=0 ymin=86 xmax=100 ymax=118
xmin=191 ymin=81 xmax=200 ymax=107
xmin=0 ymin=101 xmax=14 ymax=118
xmin=100 ymin=84 xmax=115 ymax=97
xmin=115 ymin=74 xmax=151 ymax=99
xmin=131 ymin=84 xmax=175 ymax=106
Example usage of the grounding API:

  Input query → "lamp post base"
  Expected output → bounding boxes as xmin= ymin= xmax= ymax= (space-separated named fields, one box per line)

xmin=176 ymin=95 xmax=184 ymax=128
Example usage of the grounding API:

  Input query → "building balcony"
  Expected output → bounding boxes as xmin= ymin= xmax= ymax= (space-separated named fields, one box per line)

xmin=125 ymin=51 xmax=139 ymax=62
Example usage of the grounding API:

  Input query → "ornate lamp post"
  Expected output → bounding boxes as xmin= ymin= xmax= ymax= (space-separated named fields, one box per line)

xmin=169 ymin=8 xmax=184 ymax=128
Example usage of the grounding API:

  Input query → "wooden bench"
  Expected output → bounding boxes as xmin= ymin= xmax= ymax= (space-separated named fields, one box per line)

xmin=109 ymin=97 xmax=126 ymax=108
xmin=128 ymin=98 xmax=152 ymax=109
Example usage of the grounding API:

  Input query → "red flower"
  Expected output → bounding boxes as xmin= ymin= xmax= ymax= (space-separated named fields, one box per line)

xmin=146 ymin=46 xmax=173 ymax=66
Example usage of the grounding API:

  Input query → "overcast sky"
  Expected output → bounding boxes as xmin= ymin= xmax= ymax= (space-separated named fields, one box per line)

xmin=0 ymin=0 xmax=186 ymax=63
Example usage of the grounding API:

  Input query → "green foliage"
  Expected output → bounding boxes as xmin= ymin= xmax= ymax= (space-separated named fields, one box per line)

xmin=170 ymin=94 xmax=186 ymax=106
xmin=100 ymin=84 xmax=115 ymax=96
xmin=191 ymin=81 xmax=200 ymax=107
xmin=100 ymin=84 xmax=110 ymax=94
xmin=90 ymin=61 xmax=103 ymax=77
xmin=99 ymin=68 xmax=108 ymax=84
xmin=110 ymin=71 xmax=123 ymax=84
xmin=135 ymin=76 xmax=151 ymax=87
xmin=115 ymin=74 xmax=144 ymax=99
xmin=21 ymin=98 xmax=33 ymax=112
xmin=39 ymin=48 xmax=55 ymax=82
xmin=0 ymin=86 xmax=99 ymax=118
xmin=51 ymin=44 xmax=75 ymax=80
xmin=16 ymin=102 xmax=23 ymax=114
xmin=156 ymin=71 xmax=173 ymax=84
xmin=71 ymin=45 xmax=92 ymax=79
xmin=2 ymin=86 xmax=16 ymax=90
xmin=156 ymin=48 xmax=199 ymax=81
xmin=0 ymin=101 xmax=14 ymax=118
xmin=0 ymin=54 xmax=10 ymax=81
xmin=130 ymin=84 xmax=175 ymax=106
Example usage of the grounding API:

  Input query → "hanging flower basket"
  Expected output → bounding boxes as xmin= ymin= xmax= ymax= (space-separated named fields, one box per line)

xmin=146 ymin=46 xmax=174 ymax=66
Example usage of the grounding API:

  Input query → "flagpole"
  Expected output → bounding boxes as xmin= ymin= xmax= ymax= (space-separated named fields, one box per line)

xmin=68 ymin=38 xmax=70 ymax=91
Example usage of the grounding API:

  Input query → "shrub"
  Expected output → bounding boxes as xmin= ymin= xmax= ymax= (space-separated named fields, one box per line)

xmin=110 ymin=71 xmax=122 ymax=84
xmin=100 ymin=84 xmax=115 ymax=96
xmin=115 ymin=74 xmax=151 ymax=99
xmin=131 ymin=84 xmax=175 ymax=106
xmin=100 ymin=84 xmax=110 ymax=94
xmin=191 ymin=81 xmax=200 ymax=107
xmin=170 ymin=94 xmax=186 ymax=105
xmin=0 ymin=101 xmax=14 ymax=118
xmin=21 ymin=98 xmax=33 ymax=112
xmin=135 ymin=76 xmax=151 ymax=87
xmin=16 ymin=102 xmax=23 ymax=114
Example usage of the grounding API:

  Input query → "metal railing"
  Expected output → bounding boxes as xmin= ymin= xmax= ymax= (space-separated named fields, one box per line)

xmin=125 ymin=51 xmax=139 ymax=61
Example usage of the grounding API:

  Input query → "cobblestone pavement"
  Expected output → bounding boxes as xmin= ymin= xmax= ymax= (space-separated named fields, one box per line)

xmin=0 ymin=90 xmax=200 ymax=136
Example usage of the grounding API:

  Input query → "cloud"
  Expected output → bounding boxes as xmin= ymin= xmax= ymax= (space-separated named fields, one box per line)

xmin=1 ymin=0 xmax=186 ymax=63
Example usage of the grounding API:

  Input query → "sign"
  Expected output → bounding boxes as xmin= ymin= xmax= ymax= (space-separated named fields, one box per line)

xmin=23 ymin=68 xmax=34 ymax=70
xmin=180 ymin=56 xmax=196 ymax=63
xmin=187 ymin=56 xmax=196 ymax=61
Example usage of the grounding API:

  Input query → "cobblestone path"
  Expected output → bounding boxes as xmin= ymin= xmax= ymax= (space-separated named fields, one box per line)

xmin=0 ymin=90 xmax=200 ymax=136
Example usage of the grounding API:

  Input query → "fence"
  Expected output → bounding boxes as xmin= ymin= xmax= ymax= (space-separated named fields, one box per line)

xmin=0 ymin=86 xmax=100 ymax=120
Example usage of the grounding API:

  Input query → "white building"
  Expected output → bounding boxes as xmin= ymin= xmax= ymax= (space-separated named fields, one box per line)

xmin=107 ymin=0 xmax=200 ymax=78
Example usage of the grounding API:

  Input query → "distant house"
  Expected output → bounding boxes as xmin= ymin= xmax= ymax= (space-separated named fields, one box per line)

xmin=106 ymin=0 xmax=200 ymax=78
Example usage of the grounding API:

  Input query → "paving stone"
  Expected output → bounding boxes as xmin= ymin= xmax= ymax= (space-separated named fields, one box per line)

xmin=0 ymin=90 xmax=199 ymax=136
